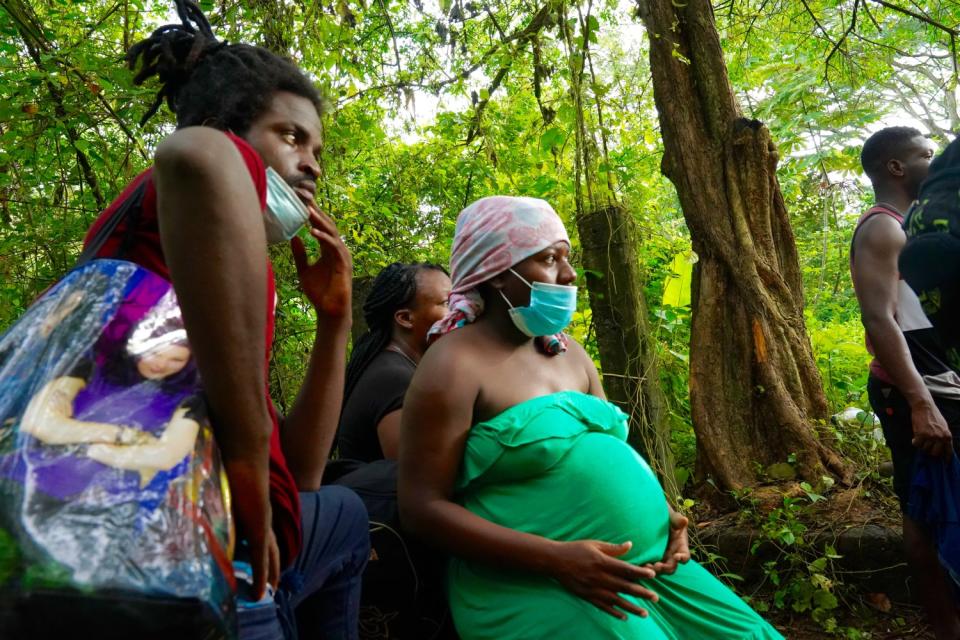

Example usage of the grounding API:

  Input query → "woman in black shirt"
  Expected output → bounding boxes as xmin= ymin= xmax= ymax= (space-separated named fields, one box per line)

xmin=338 ymin=262 xmax=450 ymax=461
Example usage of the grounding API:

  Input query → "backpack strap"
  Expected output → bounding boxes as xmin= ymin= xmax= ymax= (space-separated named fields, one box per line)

xmin=75 ymin=180 xmax=148 ymax=267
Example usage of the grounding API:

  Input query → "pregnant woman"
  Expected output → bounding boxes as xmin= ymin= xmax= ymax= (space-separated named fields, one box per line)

xmin=398 ymin=196 xmax=782 ymax=639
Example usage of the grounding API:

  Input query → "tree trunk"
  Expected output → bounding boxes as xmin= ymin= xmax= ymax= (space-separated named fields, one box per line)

xmin=350 ymin=276 xmax=374 ymax=345
xmin=635 ymin=0 xmax=850 ymax=490
xmin=579 ymin=204 xmax=675 ymax=488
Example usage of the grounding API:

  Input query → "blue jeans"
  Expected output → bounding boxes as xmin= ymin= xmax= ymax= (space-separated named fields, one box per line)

xmin=238 ymin=486 xmax=370 ymax=640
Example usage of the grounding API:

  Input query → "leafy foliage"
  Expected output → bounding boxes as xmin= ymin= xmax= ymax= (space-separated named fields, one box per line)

xmin=1 ymin=0 xmax=957 ymax=633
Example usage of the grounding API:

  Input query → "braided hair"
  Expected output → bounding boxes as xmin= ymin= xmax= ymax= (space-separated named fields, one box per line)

xmin=126 ymin=0 xmax=321 ymax=131
xmin=343 ymin=262 xmax=447 ymax=403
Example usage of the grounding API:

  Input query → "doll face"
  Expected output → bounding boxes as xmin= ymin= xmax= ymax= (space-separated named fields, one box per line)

xmin=136 ymin=344 xmax=191 ymax=380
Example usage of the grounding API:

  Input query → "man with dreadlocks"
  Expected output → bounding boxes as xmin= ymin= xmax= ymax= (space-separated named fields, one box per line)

xmin=82 ymin=2 xmax=368 ymax=638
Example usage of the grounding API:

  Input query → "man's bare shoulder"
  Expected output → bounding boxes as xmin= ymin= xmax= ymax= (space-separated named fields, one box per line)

xmin=155 ymin=127 xmax=240 ymax=170
xmin=853 ymin=213 xmax=905 ymax=261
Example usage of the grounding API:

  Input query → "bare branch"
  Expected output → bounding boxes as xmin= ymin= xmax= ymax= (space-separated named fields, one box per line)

xmin=376 ymin=0 xmax=402 ymax=69
xmin=867 ymin=0 xmax=959 ymax=36
xmin=860 ymin=0 xmax=882 ymax=31
xmin=465 ymin=62 xmax=512 ymax=144
xmin=338 ymin=3 xmax=552 ymax=104
xmin=799 ymin=0 xmax=837 ymax=47
xmin=2 ymin=0 xmax=106 ymax=208
xmin=483 ymin=2 xmax=508 ymax=41
xmin=824 ymin=0 xmax=860 ymax=76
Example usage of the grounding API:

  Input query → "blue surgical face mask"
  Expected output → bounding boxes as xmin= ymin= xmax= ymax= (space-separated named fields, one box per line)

xmin=499 ymin=268 xmax=578 ymax=337
xmin=264 ymin=167 xmax=310 ymax=244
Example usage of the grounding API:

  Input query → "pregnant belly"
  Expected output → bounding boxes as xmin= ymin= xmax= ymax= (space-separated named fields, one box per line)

xmin=463 ymin=432 xmax=671 ymax=565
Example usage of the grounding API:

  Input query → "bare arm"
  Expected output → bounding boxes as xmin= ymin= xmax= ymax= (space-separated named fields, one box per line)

xmin=86 ymin=407 xmax=200 ymax=471
xmin=280 ymin=207 xmax=353 ymax=490
xmin=21 ymin=377 xmax=143 ymax=445
xmin=153 ymin=127 xmax=278 ymax=596
xmin=398 ymin=342 xmax=658 ymax=620
xmin=852 ymin=215 xmax=952 ymax=457
xmin=376 ymin=409 xmax=401 ymax=460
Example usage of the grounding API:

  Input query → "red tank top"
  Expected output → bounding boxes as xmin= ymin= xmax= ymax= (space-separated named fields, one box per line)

xmin=83 ymin=133 xmax=302 ymax=567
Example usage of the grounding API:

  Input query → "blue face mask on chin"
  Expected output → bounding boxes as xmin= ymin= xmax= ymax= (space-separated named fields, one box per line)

xmin=499 ymin=268 xmax=578 ymax=337
xmin=264 ymin=167 xmax=310 ymax=244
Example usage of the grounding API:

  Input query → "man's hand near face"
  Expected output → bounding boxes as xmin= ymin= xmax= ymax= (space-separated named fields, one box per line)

xmin=280 ymin=200 xmax=353 ymax=491
xmin=291 ymin=205 xmax=352 ymax=321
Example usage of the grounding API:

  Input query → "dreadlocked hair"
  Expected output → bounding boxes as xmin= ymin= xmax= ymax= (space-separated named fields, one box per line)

xmin=127 ymin=0 xmax=321 ymax=131
xmin=343 ymin=262 xmax=447 ymax=404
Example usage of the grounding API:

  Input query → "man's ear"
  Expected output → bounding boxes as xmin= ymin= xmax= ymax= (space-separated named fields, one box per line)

xmin=887 ymin=158 xmax=905 ymax=177
xmin=394 ymin=308 xmax=414 ymax=330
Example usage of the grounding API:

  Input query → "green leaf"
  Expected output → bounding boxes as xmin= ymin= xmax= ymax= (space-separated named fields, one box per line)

xmin=540 ymin=126 xmax=565 ymax=151
xmin=812 ymin=590 xmax=838 ymax=610
xmin=767 ymin=462 xmax=796 ymax=480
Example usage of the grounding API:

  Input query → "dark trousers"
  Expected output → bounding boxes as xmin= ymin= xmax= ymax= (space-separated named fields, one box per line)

xmin=868 ymin=375 xmax=960 ymax=512
xmin=238 ymin=486 xmax=370 ymax=640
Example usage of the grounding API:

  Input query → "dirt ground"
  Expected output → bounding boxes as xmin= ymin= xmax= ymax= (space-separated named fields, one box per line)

xmin=689 ymin=483 xmax=937 ymax=639
xmin=765 ymin=606 xmax=932 ymax=639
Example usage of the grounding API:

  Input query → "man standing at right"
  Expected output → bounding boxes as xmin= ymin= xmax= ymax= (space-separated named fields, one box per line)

xmin=851 ymin=126 xmax=959 ymax=639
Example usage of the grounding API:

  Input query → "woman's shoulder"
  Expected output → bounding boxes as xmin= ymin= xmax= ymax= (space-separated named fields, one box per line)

xmin=423 ymin=324 xmax=487 ymax=361
xmin=352 ymin=350 xmax=415 ymax=394
xmin=561 ymin=335 xmax=597 ymax=366
xmin=411 ymin=328 xmax=487 ymax=396
xmin=369 ymin=349 xmax=416 ymax=375
xmin=561 ymin=333 xmax=586 ymax=353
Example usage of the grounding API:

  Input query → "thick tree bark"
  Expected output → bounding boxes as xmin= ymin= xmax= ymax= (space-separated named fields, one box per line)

xmin=579 ymin=204 xmax=674 ymax=487
xmin=636 ymin=0 xmax=850 ymax=489
xmin=350 ymin=276 xmax=374 ymax=344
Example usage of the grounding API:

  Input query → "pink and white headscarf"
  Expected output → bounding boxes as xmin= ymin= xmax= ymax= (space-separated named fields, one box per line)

xmin=428 ymin=196 xmax=570 ymax=351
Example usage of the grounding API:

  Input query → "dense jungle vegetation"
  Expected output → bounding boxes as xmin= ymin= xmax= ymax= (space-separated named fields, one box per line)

xmin=1 ymin=0 xmax=959 ymax=635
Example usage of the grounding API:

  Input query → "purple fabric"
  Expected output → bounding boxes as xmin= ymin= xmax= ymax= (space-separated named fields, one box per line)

xmin=2 ymin=268 xmax=196 ymax=508
xmin=22 ymin=372 xmax=192 ymax=504
xmin=93 ymin=269 xmax=170 ymax=369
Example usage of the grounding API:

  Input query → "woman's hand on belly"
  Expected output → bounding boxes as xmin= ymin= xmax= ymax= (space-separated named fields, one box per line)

xmin=550 ymin=539 xmax=659 ymax=620
xmin=642 ymin=509 xmax=691 ymax=576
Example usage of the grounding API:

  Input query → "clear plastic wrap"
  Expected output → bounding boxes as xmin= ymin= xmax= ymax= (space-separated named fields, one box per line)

xmin=0 ymin=260 xmax=235 ymax=637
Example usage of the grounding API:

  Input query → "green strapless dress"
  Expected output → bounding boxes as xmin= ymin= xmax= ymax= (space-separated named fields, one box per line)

xmin=449 ymin=391 xmax=783 ymax=639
